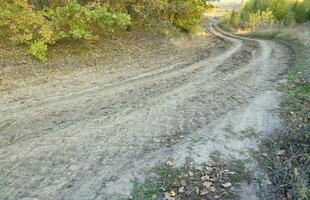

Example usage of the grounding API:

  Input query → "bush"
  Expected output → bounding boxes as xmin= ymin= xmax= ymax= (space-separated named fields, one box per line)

xmin=0 ymin=0 xmax=130 ymax=60
xmin=225 ymin=0 xmax=310 ymax=30
xmin=29 ymin=40 xmax=48 ymax=61
xmin=0 ymin=0 xmax=208 ymax=60
xmin=293 ymin=0 xmax=310 ymax=23
xmin=104 ymin=0 xmax=207 ymax=32
xmin=168 ymin=0 xmax=206 ymax=32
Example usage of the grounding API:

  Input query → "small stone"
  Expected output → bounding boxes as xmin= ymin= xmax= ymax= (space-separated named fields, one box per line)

xmin=214 ymin=195 xmax=221 ymax=199
xmin=221 ymin=182 xmax=232 ymax=188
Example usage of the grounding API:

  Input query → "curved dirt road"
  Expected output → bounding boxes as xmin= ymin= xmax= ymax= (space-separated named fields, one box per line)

xmin=0 ymin=21 xmax=293 ymax=200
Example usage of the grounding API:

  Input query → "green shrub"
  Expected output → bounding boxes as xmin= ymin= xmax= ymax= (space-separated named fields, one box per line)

xmin=293 ymin=0 xmax=310 ymax=23
xmin=228 ymin=0 xmax=310 ymax=30
xmin=169 ymin=0 xmax=205 ymax=32
xmin=0 ymin=0 xmax=130 ymax=60
xmin=29 ymin=40 xmax=48 ymax=61
xmin=268 ymin=0 xmax=290 ymax=21
xmin=0 ymin=0 xmax=208 ymax=60
xmin=248 ymin=10 xmax=261 ymax=28
xmin=105 ymin=0 xmax=207 ymax=32
xmin=231 ymin=10 xmax=241 ymax=27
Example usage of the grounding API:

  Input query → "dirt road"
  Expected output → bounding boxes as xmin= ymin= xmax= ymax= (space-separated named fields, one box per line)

xmin=0 ymin=21 xmax=293 ymax=200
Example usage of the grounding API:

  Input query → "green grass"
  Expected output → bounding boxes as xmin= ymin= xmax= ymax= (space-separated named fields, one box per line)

xmin=129 ymin=164 xmax=182 ymax=200
xmin=128 ymin=155 xmax=251 ymax=200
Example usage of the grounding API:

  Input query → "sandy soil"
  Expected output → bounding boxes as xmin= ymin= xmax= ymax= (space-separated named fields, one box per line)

xmin=0 ymin=20 xmax=293 ymax=200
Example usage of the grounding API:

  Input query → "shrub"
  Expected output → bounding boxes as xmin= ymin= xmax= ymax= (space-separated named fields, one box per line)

xmin=52 ymin=1 xmax=130 ymax=39
xmin=29 ymin=40 xmax=48 ymax=61
xmin=0 ymin=0 xmax=130 ymax=60
xmin=0 ymin=0 xmax=208 ymax=60
xmin=268 ymin=0 xmax=290 ymax=21
xmin=261 ymin=9 xmax=275 ymax=25
xmin=163 ymin=0 xmax=205 ymax=33
xmin=230 ymin=10 xmax=241 ymax=27
xmin=104 ymin=0 xmax=207 ymax=32
xmin=228 ymin=0 xmax=310 ymax=30
xmin=248 ymin=10 xmax=261 ymax=28
xmin=293 ymin=0 xmax=310 ymax=23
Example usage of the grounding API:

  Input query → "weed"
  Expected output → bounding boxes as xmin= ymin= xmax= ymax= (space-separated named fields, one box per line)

xmin=128 ymin=156 xmax=251 ymax=200
xmin=257 ymin=43 xmax=310 ymax=200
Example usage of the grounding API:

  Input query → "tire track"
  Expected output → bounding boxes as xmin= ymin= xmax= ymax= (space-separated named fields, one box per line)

xmin=0 ymin=21 xmax=292 ymax=200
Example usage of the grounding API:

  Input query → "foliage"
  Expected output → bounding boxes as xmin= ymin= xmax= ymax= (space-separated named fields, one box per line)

xmin=223 ymin=0 xmax=310 ymax=30
xmin=169 ymin=0 xmax=206 ymax=32
xmin=293 ymin=0 xmax=310 ymax=23
xmin=104 ymin=0 xmax=207 ymax=32
xmin=0 ymin=0 xmax=209 ymax=60
xmin=29 ymin=40 xmax=48 ymax=61
xmin=0 ymin=0 xmax=130 ymax=60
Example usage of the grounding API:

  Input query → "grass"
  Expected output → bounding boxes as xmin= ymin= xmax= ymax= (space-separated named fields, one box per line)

xmin=219 ymin=12 xmax=310 ymax=199
xmin=128 ymin=155 xmax=251 ymax=200
xmin=256 ymin=41 xmax=310 ymax=199
xmin=223 ymin=125 xmax=258 ymax=140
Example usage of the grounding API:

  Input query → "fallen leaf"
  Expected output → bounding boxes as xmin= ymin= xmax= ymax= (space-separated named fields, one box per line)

xmin=206 ymin=160 xmax=216 ymax=167
xmin=205 ymin=166 xmax=213 ymax=173
xmin=195 ymin=186 xmax=200 ymax=194
xmin=200 ymin=189 xmax=208 ymax=195
xmin=166 ymin=160 xmax=174 ymax=167
xmin=203 ymin=181 xmax=213 ymax=187
xmin=170 ymin=190 xmax=176 ymax=197
xmin=153 ymin=138 xmax=160 ymax=143
xmin=189 ymin=171 xmax=194 ymax=177
xmin=201 ymin=175 xmax=210 ymax=181
xmin=178 ymin=187 xmax=184 ymax=193
xmin=164 ymin=192 xmax=175 ymax=200
xmin=277 ymin=150 xmax=285 ymax=155
xmin=180 ymin=179 xmax=187 ymax=187
xmin=210 ymin=186 xmax=217 ymax=192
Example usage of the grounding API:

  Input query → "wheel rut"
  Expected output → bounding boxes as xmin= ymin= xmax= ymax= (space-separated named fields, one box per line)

xmin=0 ymin=20 xmax=293 ymax=200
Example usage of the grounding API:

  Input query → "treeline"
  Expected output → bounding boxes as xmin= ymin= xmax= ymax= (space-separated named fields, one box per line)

xmin=223 ymin=0 xmax=310 ymax=29
xmin=0 ymin=0 xmax=211 ymax=60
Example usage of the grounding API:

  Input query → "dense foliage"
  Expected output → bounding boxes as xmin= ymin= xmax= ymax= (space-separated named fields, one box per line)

xmin=0 ymin=0 xmax=210 ymax=60
xmin=222 ymin=0 xmax=310 ymax=29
